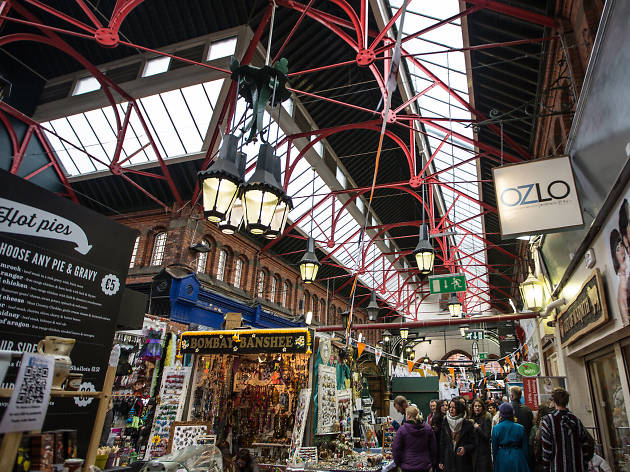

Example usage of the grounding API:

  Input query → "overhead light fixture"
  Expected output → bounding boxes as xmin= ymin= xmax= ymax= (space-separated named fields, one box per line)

xmin=399 ymin=327 xmax=409 ymax=340
xmin=299 ymin=237 xmax=320 ymax=284
xmin=190 ymin=240 xmax=211 ymax=253
xmin=448 ymin=292 xmax=462 ymax=318
xmin=340 ymin=310 xmax=351 ymax=331
xmin=460 ymin=327 xmax=467 ymax=337
xmin=409 ymin=351 xmax=415 ymax=361
xmin=517 ymin=235 xmax=532 ymax=241
xmin=242 ymin=142 xmax=286 ymax=235
xmin=382 ymin=330 xmax=391 ymax=344
xmin=413 ymin=224 xmax=435 ymax=275
xmin=219 ymin=196 xmax=244 ymax=234
xmin=520 ymin=269 xmax=545 ymax=311
xmin=199 ymin=134 xmax=245 ymax=223
xmin=422 ymin=353 xmax=431 ymax=364
xmin=305 ymin=310 xmax=313 ymax=326
xmin=357 ymin=333 xmax=363 ymax=343
xmin=265 ymin=156 xmax=292 ymax=239
xmin=405 ymin=346 xmax=412 ymax=353
xmin=366 ymin=291 xmax=379 ymax=321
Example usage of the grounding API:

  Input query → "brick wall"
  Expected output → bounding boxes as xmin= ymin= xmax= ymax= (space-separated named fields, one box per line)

xmin=114 ymin=209 xmax=362 ymax=328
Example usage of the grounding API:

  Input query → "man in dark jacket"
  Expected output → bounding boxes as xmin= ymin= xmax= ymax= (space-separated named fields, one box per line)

xmin=392 ymin=406 xmax=437 ymax=472
xmin=391 ymin=395 xmax=409 ymax=430
xmin=510 ymin=385 xmax=534 ymax=436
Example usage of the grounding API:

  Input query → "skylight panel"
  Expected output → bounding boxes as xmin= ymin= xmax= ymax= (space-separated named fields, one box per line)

xmin=160 ymin=89 xmax=203 ymax=153
xmin=138 ymin=94 xmax=186 ymax=157
xmin=142 ymin=56 xmax=171 ymax=77
xmin=335 ymin=166 xmax=347 ymax=188
xmin=73 ymin=76 xmax=100 ymax=95
xmin=207 ymin=36 xmax=237 ymax=61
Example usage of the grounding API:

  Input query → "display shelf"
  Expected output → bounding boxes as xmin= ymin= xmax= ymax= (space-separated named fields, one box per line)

xmin=252 ymin=442 xmax=291 ymax=447
xmin=0 ymin=388 xmax=102 ymax=398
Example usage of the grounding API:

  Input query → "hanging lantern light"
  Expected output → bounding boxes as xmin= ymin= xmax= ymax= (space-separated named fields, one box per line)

xmin=299 ymin=236 xmax=320 ymax=284
xmin=242 ymin=142 xmax=286 ymax=235
xmin=520 ymin=269 xmax=545 ymax=311
xmin=366 ymin=291 xmax=379 ymax=321
xmin=340 ymin=310 xmax=351 ymax=331
xmin=399 ymin=327 xmax=409 ymax=340
xmin=413 ymin=224 xmax=435 ymax=275
xmin=265 ymin=156 xmax=292 ymax=239
xmin=382 ymin=330 xmax=391 ymax=344
xmin=409 ymin=351 xmax=415 ymax=361
xmin=448 ymin=292 xmax=463 ymax=318
xmin=422 ymin=353 xmax=431 ymax=364
xmin=199 ymin=134 xmax=245 ymax=223
xmin=218 ymin=175 xmax=245 ymax=234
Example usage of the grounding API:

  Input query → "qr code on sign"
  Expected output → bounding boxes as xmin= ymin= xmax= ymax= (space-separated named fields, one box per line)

xmin=16 ymin=364 xmax=49 ymax=405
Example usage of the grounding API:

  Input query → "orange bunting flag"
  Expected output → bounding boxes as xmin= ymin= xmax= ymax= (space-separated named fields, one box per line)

xmin=407 ymin=360 xmax=415 ymax=373
xmin=480 ymin=364 xmax=486 ymax=376
xmin=505 ymin=356 xmax=513 ymax=369
xmin=516 ymin=351 xmax=520 ymax=361
xmin=357 ymin=342 xmax=366 ymax=357
xmin=524 ymin=344 xmax=528 ymax=356
xmin=448 ymin=367 xmax=455 ymax=379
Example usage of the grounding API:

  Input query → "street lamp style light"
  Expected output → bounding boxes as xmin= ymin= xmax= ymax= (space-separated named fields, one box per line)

xmin=520 ymin=269 xmax=545 ymax=311
xmin=413 ymin=224 xmax=435 ymax=275
xmin=199 ymin=134 xmax=245 ymax=223
xmin=218 ymin=197 xmax=244 ymax=234
xmin=242 ymin=143 xmax=286 ymax=234
xmin=265 ymin=157 xmax=292 ymax=239
xmin=422 ymin=354 xmax=431 ymax=364
xmin=299 ymin=237 xmax=320 ymax=284
xmin=382 ymin=330 xmax=391 ymax=344
xmin=340 ymin=310 xmax=351 ymax=331
xmin=366 ymin=291 xmax=379 ymax=321
xmin=399 ymin=327 xmax=409 ymax=340
xmin=409 ymin=351 xmax=415 ymax=361
xmin=448 ymin=292 xmax=462 ymax=318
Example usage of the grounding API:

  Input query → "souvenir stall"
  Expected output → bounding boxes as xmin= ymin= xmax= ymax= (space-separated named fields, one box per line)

xmin=179 ymin=328 xmax=313 ymax=467
xmin=105 ymin=315 xmax=188 ymax=463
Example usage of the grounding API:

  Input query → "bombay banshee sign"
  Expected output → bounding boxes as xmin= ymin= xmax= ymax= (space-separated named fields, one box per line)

xmin=492 ymin=155 xmax=584 ymax=238
xmin=180 ymin=329 xmax=311 ymax=354
xmin=0 ymin=169 xmax=136 ymax=454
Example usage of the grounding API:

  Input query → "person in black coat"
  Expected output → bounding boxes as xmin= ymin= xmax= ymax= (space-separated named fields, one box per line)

xmin=470 ymin=398 xmax=492 ymax=472
xmin=510 ymin=386 xmax=533 ymax=436
xmin=431 ymin=400 xmax=447 ymax=452
xmin=439 ymin=399 xmax=475 ymax=471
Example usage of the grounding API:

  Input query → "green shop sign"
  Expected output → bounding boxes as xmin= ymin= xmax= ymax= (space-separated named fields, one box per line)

xmin=517 ymin=362 xmax=540 ymax=377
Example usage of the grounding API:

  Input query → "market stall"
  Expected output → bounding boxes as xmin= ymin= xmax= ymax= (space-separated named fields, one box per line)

xmin=180 ymin=328 xmax=313 ymax=467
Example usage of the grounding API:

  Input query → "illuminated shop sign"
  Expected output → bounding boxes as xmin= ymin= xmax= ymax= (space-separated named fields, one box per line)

xmin=492 ymin=155 xmax=583 ymax=238
xmin=180 ymin=328 xmax=311 ymax=354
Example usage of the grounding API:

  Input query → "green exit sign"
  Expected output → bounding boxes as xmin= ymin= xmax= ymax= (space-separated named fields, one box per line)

xmin=428 ymin=273 xmax=467 ymax=294
xmin=479 ymin=352 xmax=489 ymax=360
xmin=465 ymin=331 xmax=484 ymax=340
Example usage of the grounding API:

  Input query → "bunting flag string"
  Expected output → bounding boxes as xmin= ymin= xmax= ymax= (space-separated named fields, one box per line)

xmin=357 ymin=342 xmax=366 ymax=357
xmin=375 ymin=349 xmax=382 ymax=365
xmin=407 ymin=360 xmax=415 ymax=373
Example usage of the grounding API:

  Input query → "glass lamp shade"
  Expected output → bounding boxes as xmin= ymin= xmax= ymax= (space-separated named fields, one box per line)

xmin=219 ymin=198 xmax=244 ymax=234
xmin=400 ymin=327 xmax=409 ymax=340
xmin=413 ymin=224 xmax=435 ymax=275
xmin=199 ymin=134 xmax=244 ymax=223
xmin=366 ymin=291 xmax=379 ymax=321
xmin=242 ymin=143 xmax=285 ymax=234
xmin=448 ymin=292 xmax=462 ymax=318
xmin=409 ymin=351 xmax=415 ymax=361
xmin=520 ymin=270 xmax=545 ymax=311
xmin=299 ymin=237 xmax=320 ymax=283
xmin=265 ymin=196 xmax=292 ymax=239
xmin=382 ymin=330 xmax=391 ymax=344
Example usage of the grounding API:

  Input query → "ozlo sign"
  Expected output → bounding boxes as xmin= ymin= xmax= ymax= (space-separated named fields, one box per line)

xmin=492 ymin=155 xmax=583 ymax=239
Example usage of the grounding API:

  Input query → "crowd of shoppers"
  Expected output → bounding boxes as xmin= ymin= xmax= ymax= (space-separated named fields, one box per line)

xmin=390 ymin=387 xmax=607 ymax=472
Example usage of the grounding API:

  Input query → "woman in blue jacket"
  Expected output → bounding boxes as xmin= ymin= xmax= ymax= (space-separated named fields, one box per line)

xmin=492 ymin=403 xmax=530 ymax=472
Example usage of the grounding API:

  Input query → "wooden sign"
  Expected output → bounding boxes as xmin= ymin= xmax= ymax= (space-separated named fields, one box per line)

xmin=557 ymin=269 xmax=609 ymax=347
xmin=180 ymin=328 xmax=311 ymax=354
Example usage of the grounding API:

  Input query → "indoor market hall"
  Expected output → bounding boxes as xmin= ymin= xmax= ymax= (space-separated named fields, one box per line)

xmin=0 ymin=0 xmax=628 ymax=471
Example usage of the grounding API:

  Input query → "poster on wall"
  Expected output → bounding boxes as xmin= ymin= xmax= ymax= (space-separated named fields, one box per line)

xmin=493 ymin=155 xmax=583 ymax=239
xmin=603 ymin=193 xmax=630 ymax=326
xmin=0 ymin=169 xmax=136 ymax=453
xmin=523 ymin=376 xmax=566 ymax=410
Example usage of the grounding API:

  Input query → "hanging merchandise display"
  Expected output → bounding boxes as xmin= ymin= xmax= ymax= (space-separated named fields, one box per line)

xmin=316 ymin=366 xmax=338 ymax=434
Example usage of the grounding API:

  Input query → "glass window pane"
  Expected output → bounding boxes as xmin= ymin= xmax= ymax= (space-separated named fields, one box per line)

xmin=142 ymin=56 xmax=170 ymax=77
xmin=208 ymin=36 xmax=237 ymax=60
xmin=73 ymin=76 xmax=100 ymax=95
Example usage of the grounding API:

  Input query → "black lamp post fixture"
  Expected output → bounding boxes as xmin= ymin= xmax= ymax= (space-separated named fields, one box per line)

xmin=422 ymin=354 xmax=431 ymax=364
xmin=199 ymin=134 xmax=245 ymax=223
xmin=413 ymin=224 xmax=435 ymax=275
xmin=382 ymin=329 xmax=391 ymax=345
xmin=366 ymin=291 xmax=379 ymax=321
xmin=399 ymin=327 xmax=409 ymax=340
xmin=242 ymin=142 xmax=288 ymax=235
xmin=299 ymin=236 xmax=320 ymax=284
xmin=340 ymin=310 xmax=351 ymax=332
xmin=448 ymin=292 xmax=463 ymax=318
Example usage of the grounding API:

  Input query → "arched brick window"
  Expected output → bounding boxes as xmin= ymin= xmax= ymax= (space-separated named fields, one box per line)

xmin=216 ymin=249 xmax=227 ymax=281
xmin=150 ymin=231 xmax=167 ymax=266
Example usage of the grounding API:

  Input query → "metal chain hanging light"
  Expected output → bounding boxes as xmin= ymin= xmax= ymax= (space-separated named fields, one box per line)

xmin=413 ymin=174 xmax=434 ymax=274
xmin=199 ymin=134 xmax=245 ymax=223
xmin=366 ymin=290 xmax=379 ymax=321
xmin=299 ymin=166 xmax=320 ymax=283
xmin=448 ymin=292 xmax=463 ymax=318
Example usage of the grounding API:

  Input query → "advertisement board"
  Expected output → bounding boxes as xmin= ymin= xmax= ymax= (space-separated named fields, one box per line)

xmin=522 ymin=376 xmax=567 ymax=410
xmin=493 ymin=155 xmax=583 ymax=238
xmin=0 ymin=169 xmax=136 ymax=453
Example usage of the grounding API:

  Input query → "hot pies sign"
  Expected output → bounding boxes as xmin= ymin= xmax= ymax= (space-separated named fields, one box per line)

xmin=180 ymin=329 xmax=311 ymax=354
